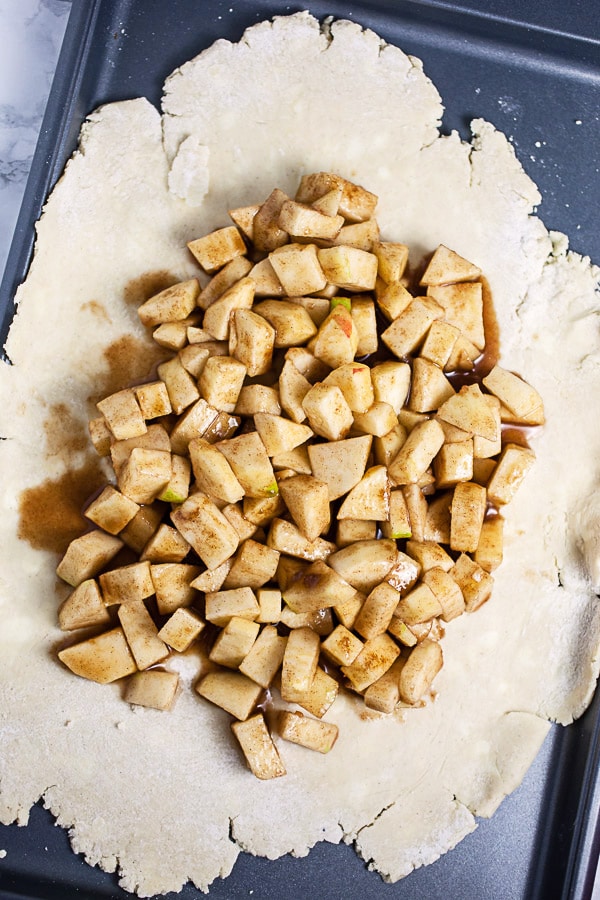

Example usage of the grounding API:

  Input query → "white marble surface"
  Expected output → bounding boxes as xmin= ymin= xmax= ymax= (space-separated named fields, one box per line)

xmin=0 ymin=0 xmax=70 ymax=279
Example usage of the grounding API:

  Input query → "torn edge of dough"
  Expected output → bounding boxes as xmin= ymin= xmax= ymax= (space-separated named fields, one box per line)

xmin=167 ymin=134 xmax=210 ymax=205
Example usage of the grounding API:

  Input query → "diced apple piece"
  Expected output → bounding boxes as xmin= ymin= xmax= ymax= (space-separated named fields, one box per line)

xmin=354 ymin=581 xmax=401 ymax=640
xmin=317 ymin=246 xmax=377 ymax=291
xmin=474 ymin=515 xmax=504 ymax=572
xmin=247 ymin=257 xmax=286 ymax=297
xmin=235 ymin=384 xmax=281 ymax=417
xmin=120 ymin=504 xmax=163 ymax=553
xmin=328 ymin=538 xmax=397 ymax=593
xmin=150 ymin=563 xmax=200 ymax=615
xmin=472 ymin=457 xmax=497 ymax=487
xmin=421 ymin=567 xmax=465 ymax=621
xmin=332 ymin=219 xmax=379 ymax=251
xmin=375 ymin=279 xmax=413 ymax=322
xmin=88 ymin=416 xmax=112 ymax=456
xmin=424 ymin=492 xmax=452 ymax=543
xmin=133 ymin=383 xmax=171 ymax=423
xmin=351 ymin=297 xmax=378 ymax=354
xmin=197 ymin=670 xmax=262 ymax=720
xmin=283 ymin=560 xmax=356 ymax=614
xmin=398 ymin=410 xmax=428 ymax=432
xmin=499 ymin=402 xmax=545 ymax=426
xmin=382 ymin=489 xmax=412 ymax=539
xmin=171 ymin=492 xmax=239 ymax=569
xmin=223 ymin=539 xmax=280 ymax=590
xmin=205 ymin=586 xmax=260 ymax=627
xmin=239 ymin=625 xmax=286 ymax=687
xmin=278 ymin=711 xmax=339 ymax=754
xmin=282 ymin=665 xmax=339 ymax=718
xmin=450 ymin=553 xmax=494 ymax=612
xmin=228 ymin=204 xmax=260 ymax=242
xmin=338 ymin=466 xmax=389 ymax=521
xmin=252 ymin=188 xmax=290 ymax=252
xmin=428 ymin=282 xmax=485 ymax=349
xmin=387 ymin=618 xmax=418 ymax=647
xmin=198 ymin=356 xmax=246 ymax=414
xmin=253 ymin=413 xmax=313 ymax=457
xmin=137 ymin=278 xmax=199 ymax=326
xmin=333 ymin=591 xmax=364 ymax=630
xmin=278 ymin=199 xmax=344 ymax=240
xmin=56 ymin=530 xmax=123 ymax=587
xmin=337 ymin=519 xmax=378 ymax=546
xmin=124 ymin=669 xmax=179 ymax=710
xmin=285 ymin=345 xmax=331 ymax=380
xmin=157 ymin=607 xmax=205 ymax=651
xmin=420 ymin=244 xmax=481 ymax=285
xmin=280 ymin=605 xmax=334 ymax=634
xmin=398 ymin=639 xmax=443 ymax=704
xmin=408 ymin=358 xmax=454 ymax=413
xmin=308 ymin=434 xmax=372 ymax=501
xmin=198 ymin=255 xmax=253 ymax=310
xmin=434 ymin=440 xmax=474 ymax=489
xmin=388 ymin=419 xmax=445 ymax=485
xmin=374 ymin=241 xmax=409 ymax=283
xmin=58 ymin=579 xmax=111 ymax=631
xmin=371 ymin=361 xmax=411 ymax=414
xmin=402 ymin=484 xmax=428 ymax=541
xmin=58 ymin=627 xmax=136 ymax=684
xmin=231 ymin=714 xmax=286 ymax=779
xmin=353 ymin=401 xmax=398 ymax=438
xmin=190 ymin=559 xmax=233 ymax=592
xmin=482 ymin=366 xmax=544 ymax=421
xmin=256 ymin=588 xmax=282 ymax=624
xmin=445 ymin=334 xmax=480 ymax=372
xmin=229 ymin=308 xmax=275 ymax=376
xmin=373 ymin=424 xmax=407 ymax=468
xmin=386 ymin=551 xmax=421 ymax=594
xmin=450 ymin=482 xmax=487 ymax=552
xmin=169 ymin=398 xmax=218 ymax=455
xmin=154 ymin=318 xmax=197 ymax=351
xmin=278 ymin=474 xmax=330 ymax=542
xmin=321 ymin=625 xmax=364 ymax=667
xmin=381 ymin=297 xmax=444 ymax=359
xmin=486 ymin=443 xmax=535 ymax=506
xmin=437 ymin=383 xmax=499 ymax=442
xmin=302 ymin=383 xmax=353 ymax=441
xmin=140 ymin=524 xmax=190 ymax=563
xmin=118 ymin=600 xmax=168 ymax=670
xmin=271 ymin=444 xmax=313 ymax=475
xmin=243 ymin=493 xmax=285 ymax=526
xmin=341 ymin=633 xmax=400 ymax=692
xmin=296 ymin=172 xmax=377 ymax=222
xmin=420 ymin=320 xmax=460 ymax=368
xmin=217 ymin=431 xmax=277 ymax=498
xmin=405 ymin=540 xmax=453 ymax=573
xmin=473 ymin=396 xmax=502 ymax=459
xmin=278 ymin=359 xmax=312 ymax=423
xmin=158 ymin=454 xmax=191 ymax=504
xmin=200 ymin=410 xmax=241 ymax=445
xmin=311 ymin=185 xmax=343 ymax=216
xmin=99 ymin=561 xmax=154 ymax=607
xmin=84 ymin=486 xmax=139 ymax=535
xmin=281 ymin=626 xmax=320 ymax=696
xmin=268 ymin=242 xmax=326 ymax=295
xmin=201 ymin=276 xmax=254 ymax=341
xmin=393 ymin=582 xmax=442 ymax=626
xmin=210 ymin=616 xmax=260 ymax=668
xmin=189 ymin=437 xmax=244 ymax=504
xmin=310 ymin=305 xmax=358 ymax=368
xmin=267 ymin=518 xmax=335 ymax=562
xmin=436 ymin=418 xmax=471 ymax=445
xmin=117 ymin=447 xmax=172 ymax=504
xmin=187 ymin=225 xmax=246 ymax=273
xmin=97 ymin=389 xmax=146 ymax=441
xmin=157 ymin=357 xmax=199 ymax=415
xmin=110 ymin=424 xmax=171 ymax=477
xmin=322 ymin=362 xmax=373 ymax=413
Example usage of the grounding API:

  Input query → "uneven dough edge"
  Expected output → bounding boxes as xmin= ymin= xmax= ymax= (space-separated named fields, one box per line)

xmin=1 ymin=12 xmax=600 ymax=897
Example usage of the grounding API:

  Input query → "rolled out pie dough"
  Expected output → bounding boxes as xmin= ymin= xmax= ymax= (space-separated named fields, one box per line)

xmin=1 ymin=11 xmax=600 ymax=897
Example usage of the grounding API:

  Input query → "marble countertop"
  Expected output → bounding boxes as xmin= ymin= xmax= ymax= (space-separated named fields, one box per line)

xmin=0 ymin=0 xmax=70 ymax=278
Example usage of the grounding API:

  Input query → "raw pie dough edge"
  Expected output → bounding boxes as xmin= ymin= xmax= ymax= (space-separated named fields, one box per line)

xmin=1 ymin=12 xmax=600 ymax=897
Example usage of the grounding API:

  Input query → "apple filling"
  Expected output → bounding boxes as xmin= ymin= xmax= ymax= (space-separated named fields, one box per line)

xmin=55 ymin=172 xmax=543 ymax=779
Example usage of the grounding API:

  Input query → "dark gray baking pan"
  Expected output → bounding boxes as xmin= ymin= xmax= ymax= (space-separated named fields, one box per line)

xmin=1 ymin=1 xmax=599 ymax=898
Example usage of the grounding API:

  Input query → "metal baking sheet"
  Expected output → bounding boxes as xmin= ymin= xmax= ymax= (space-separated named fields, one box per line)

xmin=1 ymin=1 xmax=599 ymax=897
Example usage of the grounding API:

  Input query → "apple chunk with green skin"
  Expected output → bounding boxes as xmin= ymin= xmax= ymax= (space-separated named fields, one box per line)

xmin=216 ymin=432 xmax=278 ymax=498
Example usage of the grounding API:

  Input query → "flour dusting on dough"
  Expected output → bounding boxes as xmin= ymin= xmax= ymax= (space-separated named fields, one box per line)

xmin=1 ymin=12 xmax=600 ymax=897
